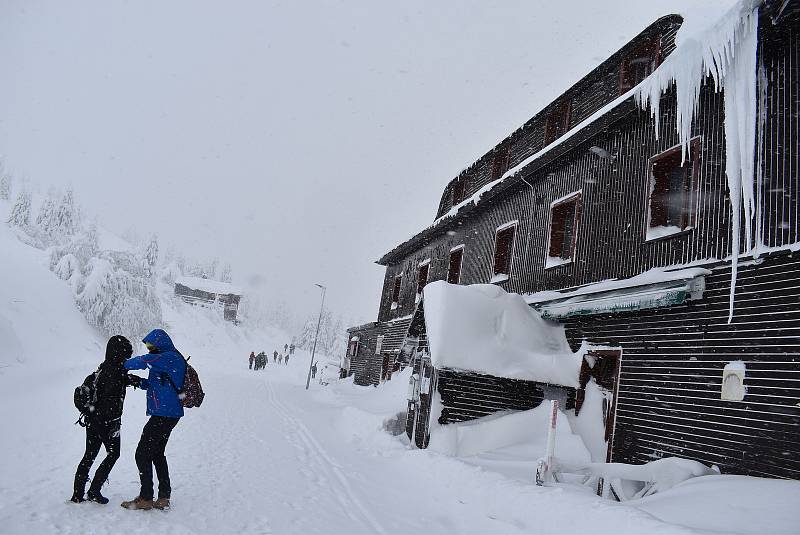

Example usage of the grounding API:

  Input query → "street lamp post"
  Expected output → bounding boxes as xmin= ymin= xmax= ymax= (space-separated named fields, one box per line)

xmin=306 ymin=283 xmax=326 ymax=390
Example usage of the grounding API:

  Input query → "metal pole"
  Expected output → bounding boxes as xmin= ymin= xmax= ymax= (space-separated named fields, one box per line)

xmin=306 ymin=284 xmax=326 ymax=390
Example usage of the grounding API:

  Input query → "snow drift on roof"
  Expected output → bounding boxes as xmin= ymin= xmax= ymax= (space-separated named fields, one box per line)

xmin=175 ymin=276 xmax=242 ymax=295
xmin=422 ymin=281 xmax=580 ymax=387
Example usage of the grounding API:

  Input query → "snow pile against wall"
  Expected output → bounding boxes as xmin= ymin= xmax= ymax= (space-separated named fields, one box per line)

xmin=423 ymin=281 xmax=581 ymax=387
xmin=635 ymin=0 xmax=761 ymax=322
xmin=429 ymin=403 xmax=590 ymax=462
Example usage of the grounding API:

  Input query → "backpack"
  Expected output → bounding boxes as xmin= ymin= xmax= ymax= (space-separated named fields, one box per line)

xmin=73 ymin=370 xmax=100 ymax=426
xmin=165 ymin=356 xmax=205 ymax=408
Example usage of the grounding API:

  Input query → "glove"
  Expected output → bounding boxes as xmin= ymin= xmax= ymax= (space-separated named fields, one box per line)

xmin=127 ymin=374 xmax=142 ymax=388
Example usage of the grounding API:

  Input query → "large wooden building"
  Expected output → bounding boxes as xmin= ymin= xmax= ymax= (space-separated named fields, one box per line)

xmin=346 ymin=1 xmax=799 ymax=480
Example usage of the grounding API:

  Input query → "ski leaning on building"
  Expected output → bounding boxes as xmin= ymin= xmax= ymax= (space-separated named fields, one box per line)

xmin=345 ymin=0 xmax=799 ymax=481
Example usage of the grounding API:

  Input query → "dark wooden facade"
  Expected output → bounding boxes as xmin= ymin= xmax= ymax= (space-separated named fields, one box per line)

xmin=347 ymin=3 xmax=800 ymax=479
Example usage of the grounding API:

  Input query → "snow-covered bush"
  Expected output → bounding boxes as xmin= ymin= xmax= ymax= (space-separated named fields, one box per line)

xmin=142 ymin=234 xmax=159 ymax=276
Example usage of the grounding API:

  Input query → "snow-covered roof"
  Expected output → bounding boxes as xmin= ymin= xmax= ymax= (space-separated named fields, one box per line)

xmin=174 ymin=276 xmax=242 ymax=295
xmin=422 ymin=281 xmax=581 ymax=387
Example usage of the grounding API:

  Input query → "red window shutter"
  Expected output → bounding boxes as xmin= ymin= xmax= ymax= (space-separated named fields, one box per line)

xmin=392 ymin=275 xmax=402 ymax=303
xmin=493 ymin=227 xmax=515 ymax=275
xmin=417 ymin=264 xmax=429 ymax=293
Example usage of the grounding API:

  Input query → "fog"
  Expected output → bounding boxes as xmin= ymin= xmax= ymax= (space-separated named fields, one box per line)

xmin=0 ymin=0 xmax=735 ymax=327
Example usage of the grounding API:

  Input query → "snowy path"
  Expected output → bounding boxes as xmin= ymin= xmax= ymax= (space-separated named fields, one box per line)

xmin=0 ymin=352 xmax=714 ymax=535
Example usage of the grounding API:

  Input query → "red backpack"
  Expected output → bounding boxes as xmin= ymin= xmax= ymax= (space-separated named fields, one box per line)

xmin=166 ymin=356 xmax=205 ymax=408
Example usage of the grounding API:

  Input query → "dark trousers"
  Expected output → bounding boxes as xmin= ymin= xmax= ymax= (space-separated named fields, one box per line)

xmin=73 ymin=419 xmax=121 ymax=496
xmin=135 ymin=416 xmax=179 ymax=500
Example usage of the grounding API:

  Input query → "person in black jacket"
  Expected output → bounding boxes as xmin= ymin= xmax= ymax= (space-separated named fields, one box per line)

xmin=71 ymin=335 xmax=141 ymax=504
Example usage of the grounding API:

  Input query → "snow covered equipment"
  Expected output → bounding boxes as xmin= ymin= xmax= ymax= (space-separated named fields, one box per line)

xmin=73 ymin=370 xmax=100 ymax=426
xmin=165 ymin=356 xmax=205 ymax=409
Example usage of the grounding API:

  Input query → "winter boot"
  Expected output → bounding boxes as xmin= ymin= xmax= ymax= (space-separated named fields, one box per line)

xmin=153 ymin=498 xmax=170 ymax=510
xmin=87 ymin=491 xmax=109 ymax=505
xmin=120 ymin=496 xmax=154 ymax=510
xmin=69 ymin=494 xmax=85 ymax=503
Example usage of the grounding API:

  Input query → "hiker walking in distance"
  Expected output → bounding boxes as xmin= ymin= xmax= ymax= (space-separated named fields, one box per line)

xmin=284 ymin=353 xmax=290 ymax=365
xmin=249 ymin=351 xmax=255 ymax=370
xmin=121 ymin=329 xmax=187 ymax=511
xmin=273 ymin=350 xmax=278 ymax=363
xmin=71 ymin=335 xmax=141 ymax=504
xmin=284 ymin=343 xmax=288 ymax=353
xmin=311 ymin=362 xmax=317 ymax=379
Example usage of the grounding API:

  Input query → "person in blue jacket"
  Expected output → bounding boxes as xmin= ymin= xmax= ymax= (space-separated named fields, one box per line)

xmin=121 ymin=329 xmax=186 ymax=511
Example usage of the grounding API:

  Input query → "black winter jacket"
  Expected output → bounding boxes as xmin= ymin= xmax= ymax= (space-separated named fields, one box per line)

xmin=88 ymin=336 xmax=138 ymax=424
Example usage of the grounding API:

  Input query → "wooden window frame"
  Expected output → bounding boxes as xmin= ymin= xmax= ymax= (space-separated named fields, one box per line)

xmin=492 ymin=221 xmax=518 ymax=282
xmin=447 ymin=245 xmax=465 ymax=284
xmin=545 ymin=191 xmax=582 ymax=269
xmin=619 ymin=35 xmax=662 ymax=95
xmin=416 ymin=259 xmax=430 ymax=297
xmin=544 ymin=101 xmax=572 ymax=146
xmin=645 ymin=137 xmax=701 ymax=240
xmin=390 ymin=274 xmax=402 ymax=310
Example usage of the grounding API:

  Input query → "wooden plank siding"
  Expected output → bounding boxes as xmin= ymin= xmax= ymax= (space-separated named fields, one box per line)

xmin=348 ymin=5 xmax=799 ymax=479
xmin=564 ymin=252 xmax=800 ymax=480
xmin=437 ymin=371 xmax=576 ymax=424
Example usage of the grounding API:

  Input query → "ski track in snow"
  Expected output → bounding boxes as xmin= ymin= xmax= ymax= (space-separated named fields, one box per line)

xmin=261 ymin=377 xmax=387 ymax=535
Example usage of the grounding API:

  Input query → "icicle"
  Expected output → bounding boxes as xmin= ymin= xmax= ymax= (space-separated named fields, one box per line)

xmin=635 ymin=0 xmax=761 ymax=322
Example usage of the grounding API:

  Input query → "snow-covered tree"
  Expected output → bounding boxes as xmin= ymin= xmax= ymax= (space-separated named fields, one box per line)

xmin=7 ymin=189 xmax=32 ymax=227
xmin=0 ymin=162 xmax=11 ymax=201
xmin=75 ymin=256 xmax=162 ymax=341
xmin=55 ymin=189 xmax=78 ymax=237
xmin=296 ymin=309 xmax=347 ymax=357
xmin=220 ymin=263 xmax=232 ymax=283
xmin=142 ymin=234 xmax=159 ymax=276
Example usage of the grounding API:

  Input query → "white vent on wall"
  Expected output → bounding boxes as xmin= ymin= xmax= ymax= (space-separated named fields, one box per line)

xmin=721 ymin=361 xmax=746 ymax=401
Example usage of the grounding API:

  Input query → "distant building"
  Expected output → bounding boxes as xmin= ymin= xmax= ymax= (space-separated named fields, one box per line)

xmin=174 ymin=276 xmax=242 ymax=322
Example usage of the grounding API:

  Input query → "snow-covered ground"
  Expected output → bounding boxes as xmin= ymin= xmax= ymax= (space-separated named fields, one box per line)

xmin=1 ymin=202 xmax=798 ymax=535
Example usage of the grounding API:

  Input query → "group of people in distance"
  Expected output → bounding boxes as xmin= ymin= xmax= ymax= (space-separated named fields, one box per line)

xmin=249 ymin=342 xmax=295 ymax=370
xmin=71 ymin=329 xmax=188 ymax=511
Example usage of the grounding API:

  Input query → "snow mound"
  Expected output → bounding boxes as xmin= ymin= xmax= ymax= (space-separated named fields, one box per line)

xmin=423 ymin=281 xmax=581 ymax=387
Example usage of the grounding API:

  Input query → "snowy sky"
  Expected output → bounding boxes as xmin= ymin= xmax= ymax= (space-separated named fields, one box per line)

xmin=0 ymin=0 xmax=736 ymax=326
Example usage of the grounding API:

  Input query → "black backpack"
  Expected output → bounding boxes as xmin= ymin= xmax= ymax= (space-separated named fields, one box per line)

xmin=73 ymin=370 xmax=100 ymax=426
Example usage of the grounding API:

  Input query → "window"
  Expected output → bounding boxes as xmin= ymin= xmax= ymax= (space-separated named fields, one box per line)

xmin=492 ymin=222 xmax=517 ymax=281
xmin=416 ymin=261 xmax=429 ymax=296
xmin=490 ymin=145 xmax=510 ymax=180
xmin=647 ymin=138 xmax=700 ymax=238
xmin=544 ymin=101 xmax=571 ymax=146
xmin=390 ymin=274 xmax=402 ymax=309
xmin=348 ymin=338 xmax=359 ymax=357
xmin=547 ymin=192 xmax=581 ymax=268
xmin=447 ymin=246 xmax=464 ymax=284
xmin=619 ymin=36 xmax=661 ymax=94
xmin=452 ymin=176 xmax=467 ymax=206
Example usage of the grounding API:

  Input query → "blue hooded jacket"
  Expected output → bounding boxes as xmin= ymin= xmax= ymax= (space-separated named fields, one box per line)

xmin=124 ymin=329 xmax=186 ymax=419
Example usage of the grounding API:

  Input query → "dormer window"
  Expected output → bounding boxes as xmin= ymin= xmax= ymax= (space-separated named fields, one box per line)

xmin=544 ymin=101 xmax=571 ymax=146
xmin=452 ymin=175 xmax=467 ymax=206
xmin=620 ymin=36 xmax=661 ymax=93
xmin=490 ymin=145 xmax=511 ymax=180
